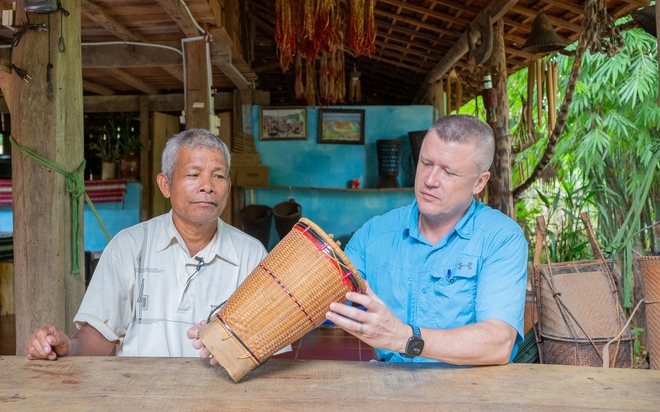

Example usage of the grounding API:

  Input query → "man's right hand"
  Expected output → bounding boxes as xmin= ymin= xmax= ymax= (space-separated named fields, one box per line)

xmin=26 ymin=323 xmax=71 ymax=360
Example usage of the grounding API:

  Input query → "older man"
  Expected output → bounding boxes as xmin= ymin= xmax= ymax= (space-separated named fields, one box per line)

xmin=26 ymin=129 xmax=267 ymax=360
xmin=327 ymin=115 xmax=528 ymax=365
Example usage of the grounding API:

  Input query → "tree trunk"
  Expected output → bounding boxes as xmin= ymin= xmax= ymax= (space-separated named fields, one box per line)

xmin=485 ymin=19 xmax=514 ymax=218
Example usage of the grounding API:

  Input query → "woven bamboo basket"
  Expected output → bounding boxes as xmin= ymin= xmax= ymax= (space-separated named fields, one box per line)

xmin=634 ymin=256 xmax=660 ymax=370
xmin=199 ymin=218 xmax=365 ymax=382
xmin=532 ymin=214 xmax=633 ymax=368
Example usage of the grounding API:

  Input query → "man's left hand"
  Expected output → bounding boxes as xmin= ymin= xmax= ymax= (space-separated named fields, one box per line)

xmin=187 ymin=320 xmax=219 ymax=366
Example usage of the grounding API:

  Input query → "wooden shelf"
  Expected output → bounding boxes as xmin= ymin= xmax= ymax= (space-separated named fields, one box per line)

xmin=243 ymin=186 xmax=413 ymax=192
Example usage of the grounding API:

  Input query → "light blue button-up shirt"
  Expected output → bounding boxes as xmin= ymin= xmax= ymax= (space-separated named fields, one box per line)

xmin=344 ymin=199 xmax=528 ymax=363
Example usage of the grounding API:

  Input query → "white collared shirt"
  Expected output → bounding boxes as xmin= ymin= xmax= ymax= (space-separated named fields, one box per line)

xmin=74 ymin=211 xmax=268 ymax=357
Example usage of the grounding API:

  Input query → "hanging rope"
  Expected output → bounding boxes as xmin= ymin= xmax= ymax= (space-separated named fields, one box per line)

xmin=9 ymin=135 xmax=111 ymax=274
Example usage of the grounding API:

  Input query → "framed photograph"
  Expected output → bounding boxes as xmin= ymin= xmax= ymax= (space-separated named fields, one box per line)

xmin=260 ymin=107 xmax=307 ymax=140
xmin=318 ymin=109 xmax=365 ymax=145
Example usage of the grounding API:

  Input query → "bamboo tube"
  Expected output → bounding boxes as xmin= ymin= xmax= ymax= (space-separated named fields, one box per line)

xmin=544 ymin=61 xmax=552 ymax=135
xmin=455 ymin=80 xmax=463 ymax=113
xmin=546 ymin=61 xmax=558 ymax=134
xmin=446 ymin=76 xmax=452 ymax=114
xmin=527 ymin=60 xmax=535 ymax=136
xmin=552 ymin=61 xmax=559 ymax=129
xmin=536 ymin=58 xmax=543 ymax=127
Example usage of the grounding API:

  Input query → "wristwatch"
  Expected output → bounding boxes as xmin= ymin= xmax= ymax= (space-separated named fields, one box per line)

xmin=404 ymin=324 xmax=424 ymax=358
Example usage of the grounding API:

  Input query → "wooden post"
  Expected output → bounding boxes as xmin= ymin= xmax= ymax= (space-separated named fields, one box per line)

xmin=485 ymin=19 xmax=514 ymax=219
xmin=184 ymin=38 xmax=213 ymax=130
xmin=10 ymin=1 xmax=85 ymax=354
xmin=139 ymin=95 xmax=151 ymax=221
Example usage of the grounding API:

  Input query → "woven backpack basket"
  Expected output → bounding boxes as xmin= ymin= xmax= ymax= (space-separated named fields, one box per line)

xmin=532 ymin=213 xmax=633 ymax=368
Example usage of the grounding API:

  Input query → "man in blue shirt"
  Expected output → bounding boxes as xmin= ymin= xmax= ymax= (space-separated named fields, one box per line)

xmin=326 ymin=115 xmax=528 ymax=365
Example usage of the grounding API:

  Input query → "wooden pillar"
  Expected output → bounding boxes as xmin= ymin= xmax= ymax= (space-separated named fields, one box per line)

xmin=184 ymin=38 xmax=213 ymax=130
xmin=139 ymin=95 xmax=151 ymax=221
xmin=10 ymin=1 xmax=85 ymax=354
xmin=485 ymin=19 xmax=514 ymax=218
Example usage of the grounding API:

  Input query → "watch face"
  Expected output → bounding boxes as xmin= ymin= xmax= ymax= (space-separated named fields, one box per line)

xmin=406 ymin=337 xmax=424 ymax=357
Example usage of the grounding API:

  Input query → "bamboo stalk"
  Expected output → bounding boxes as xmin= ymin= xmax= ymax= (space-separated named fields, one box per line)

xmin=455 ymin=79 xmax=462 ymax=113
xmin=552 ymin=61 xmax=559 ymax=130
xmin=536 ymin=58 xmax=543 ymax=127
xmin=545 ymin=60 xmax=552 ymax=135
xmin=446 ymin=75 xmax=452 ymax=114
xmin=527 ymin=60 xmax=535 ymax=136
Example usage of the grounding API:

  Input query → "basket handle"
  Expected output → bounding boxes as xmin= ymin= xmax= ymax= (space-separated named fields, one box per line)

xmin=579 ymin=212 xmax=619 ymax=294
xmin=531 ymin=216 xmax=547 ymax=362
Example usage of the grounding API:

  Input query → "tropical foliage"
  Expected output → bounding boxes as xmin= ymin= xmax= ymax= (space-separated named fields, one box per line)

xmin=463 ymin=23 xmax=660 ymax=310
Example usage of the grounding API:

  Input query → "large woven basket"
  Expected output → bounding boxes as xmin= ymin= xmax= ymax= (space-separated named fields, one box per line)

xmin=634 ymin=256 xmax=660 ymax=370
xmin=533 ymin=214 xmax=633 ymax=368
xmin=199 ymin=218 xmax=364 ymax=382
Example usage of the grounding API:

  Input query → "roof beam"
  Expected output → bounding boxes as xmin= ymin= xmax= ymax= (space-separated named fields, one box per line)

xmin=421 ymin=0 xmax=521 ymax=89
xmin=81 ymin=0 xmax=144 ymax=42
xmin=103 ymin=68 xmax=160 ymax=95
xmin=82 ymin=79 xmax=115 ymax=96
xmin=155 ymin=0 xmax=203 ymax=38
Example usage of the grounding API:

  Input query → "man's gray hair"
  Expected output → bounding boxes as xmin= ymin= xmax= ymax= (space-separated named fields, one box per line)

xmin=161 ymin=128 xmax=231 ymax=182
xmin=427 ymin=115 xmax=495 ymax=172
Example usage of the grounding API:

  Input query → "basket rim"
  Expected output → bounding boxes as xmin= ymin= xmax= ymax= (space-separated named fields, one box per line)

xmin=298 ymin=217 xmax=365 ymax=293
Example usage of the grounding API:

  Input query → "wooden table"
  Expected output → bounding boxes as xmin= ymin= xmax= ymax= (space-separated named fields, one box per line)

xmin=1 ymin=356 xmax=659 ymax=411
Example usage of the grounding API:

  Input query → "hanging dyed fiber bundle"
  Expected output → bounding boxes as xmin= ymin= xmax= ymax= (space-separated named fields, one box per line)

xmin=319 ymin=52 xmax=330 ymax=105
xmin=345 ymin=0 xmax=376 ymax=56
xmin=328 ymin=49 xmax=342 ymax=104
xmin=275 ymin=0 xmax=298 ymax=72
xmin=298 ymin=0 xmax=319 ymax=60
xmin=316 ymin=0 xmax=341 ymax=54
xmin=295 ymin=52 xmax=304 ymax=100
xmin=361 ymin=0 xmax=377 ymax=56
xmin=305 ymin=57 xmax=317 ymax=107
xmin=336 ymin=46 xmax=345 ymax=103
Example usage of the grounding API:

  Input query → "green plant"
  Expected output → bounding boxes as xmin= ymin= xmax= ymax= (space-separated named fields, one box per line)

xmin=631 ymin=326 xmax=646 ymax=365
xmin=89 ymin=128 xmax=120 ymax=163
xmin=115 ymin=113 xmax=142 ymax=156
xmin=88 ymin=113 xmax=141 ymax=162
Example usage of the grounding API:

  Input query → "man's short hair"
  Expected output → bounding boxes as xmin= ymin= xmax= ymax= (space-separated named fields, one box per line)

xmin=161 ymin=129 xmax=231 ymax=182
xmin=428 ymin=115 xmax=495 ymax=172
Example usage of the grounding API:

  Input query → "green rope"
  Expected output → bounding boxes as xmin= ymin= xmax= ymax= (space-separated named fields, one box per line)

xmin=9 ymin=135 xmax=112 ymax=274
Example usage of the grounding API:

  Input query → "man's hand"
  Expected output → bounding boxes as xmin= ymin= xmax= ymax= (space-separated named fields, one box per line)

xmin=325 ymin=281 xmax=410 ymax=354
xmin=26 ymin=323 xmax=71 ymax=360
xmin=187 ymin=320 xmax=218 ymax=366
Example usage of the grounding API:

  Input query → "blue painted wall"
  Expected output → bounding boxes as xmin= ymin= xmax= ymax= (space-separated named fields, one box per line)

xmin=0 ymin=182 xmax=141 ymax=252
xmin=252 ymin=105 xmax=433 ymax=189
xmin=245 ymin=105 xmax=433 ymax=250
xmin=83 ymin=182 xmax=142 ymax=252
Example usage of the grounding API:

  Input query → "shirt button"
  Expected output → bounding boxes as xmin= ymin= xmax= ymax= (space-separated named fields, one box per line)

xmin=422 ymin=288 xmax=427 ymax=294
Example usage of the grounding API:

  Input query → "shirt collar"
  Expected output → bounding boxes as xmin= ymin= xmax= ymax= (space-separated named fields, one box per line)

xmin=403 ymin=198 xmax=478 ymax=241
xmin=154 ymin=211 xmax=240 ymax=266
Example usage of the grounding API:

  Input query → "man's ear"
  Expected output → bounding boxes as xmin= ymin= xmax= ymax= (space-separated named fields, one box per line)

xmin=472 ymin=171 xmax=490 ymax=195
xmin=156 ymin=173 xmax=171 ymax=199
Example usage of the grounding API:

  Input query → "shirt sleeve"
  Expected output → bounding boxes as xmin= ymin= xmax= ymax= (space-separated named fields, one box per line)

xmin=343 ymin=224 xmax=368 ymax=281
xmin=74 ymin=237 xmax=136 ymax=344
xmin=475 ymin=227 xmax=529 ymax=344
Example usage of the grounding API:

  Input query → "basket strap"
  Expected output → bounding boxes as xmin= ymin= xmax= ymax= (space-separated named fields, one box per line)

xmin=580 ymin=212 xmax=626 ymax=364
xmin=532 ymin=217 xmax=546 ymax=361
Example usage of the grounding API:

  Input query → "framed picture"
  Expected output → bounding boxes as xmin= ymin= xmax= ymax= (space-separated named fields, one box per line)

xmin=260 ymin=107 xmax=307 ymax=140
xmin=318 ymin=109 xmax=365 ymax=145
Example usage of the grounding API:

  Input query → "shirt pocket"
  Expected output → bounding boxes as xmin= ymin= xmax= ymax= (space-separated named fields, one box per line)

xmin=431 ymin=253 xmax=478 ymax=302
